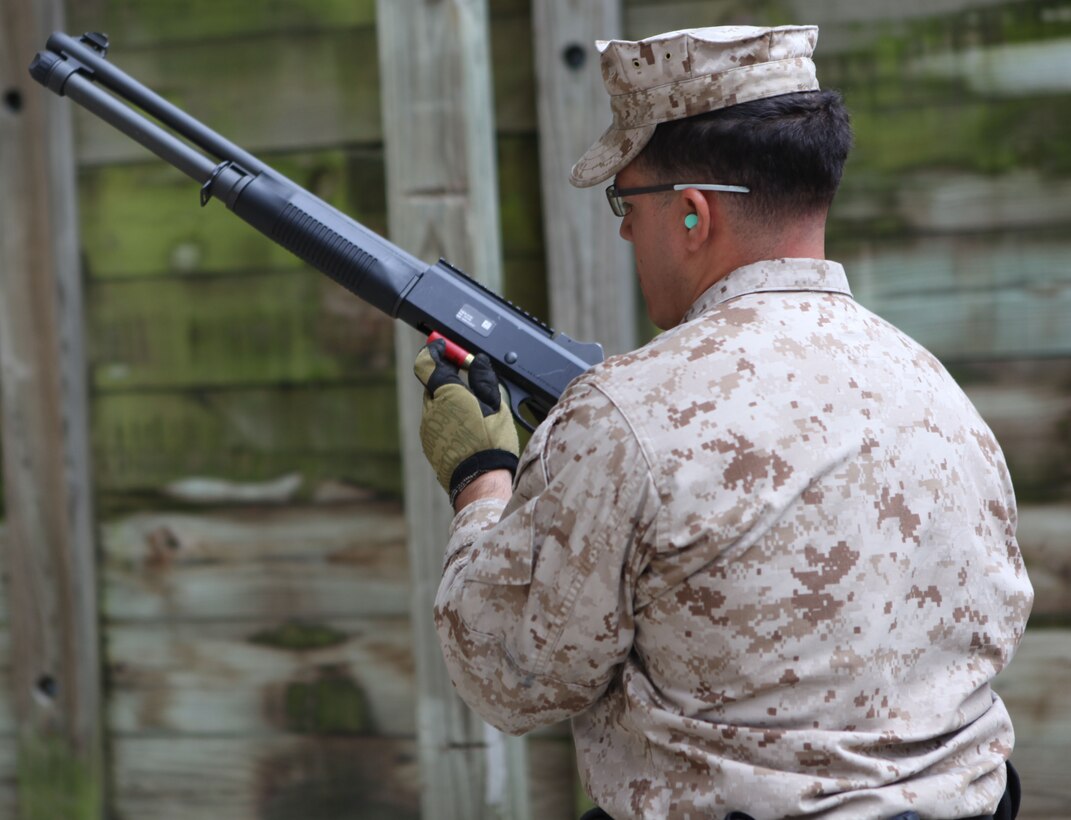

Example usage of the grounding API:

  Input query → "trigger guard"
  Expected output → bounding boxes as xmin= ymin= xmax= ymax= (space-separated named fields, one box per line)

xmin=508 ymin=386 xmax=535 ymax=434
xmin=498 ymin=379 xmax=536 ymax=433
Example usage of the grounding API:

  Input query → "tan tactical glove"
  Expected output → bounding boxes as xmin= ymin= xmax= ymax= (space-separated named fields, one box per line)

xmin=413 ymin=339 xmax=519 ymax=504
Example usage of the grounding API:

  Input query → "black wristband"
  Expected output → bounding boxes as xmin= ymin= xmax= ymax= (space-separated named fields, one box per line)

xmin=448 ymin=449 xmax=519 ymax=507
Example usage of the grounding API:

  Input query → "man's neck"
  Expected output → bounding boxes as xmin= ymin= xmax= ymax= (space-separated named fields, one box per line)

xmin=688 ymin=219 xmax=827 ymax=308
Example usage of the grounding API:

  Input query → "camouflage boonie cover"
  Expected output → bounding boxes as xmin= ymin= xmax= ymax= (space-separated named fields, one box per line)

xmin=435 ymin=259 xmax=1033 ymax=819
xmin=571 ymin=26 xmax=820 ymax=188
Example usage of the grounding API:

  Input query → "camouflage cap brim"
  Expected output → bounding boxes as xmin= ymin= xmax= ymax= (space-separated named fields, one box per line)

xmin=570 ymin=122 xmax=656 ymax=189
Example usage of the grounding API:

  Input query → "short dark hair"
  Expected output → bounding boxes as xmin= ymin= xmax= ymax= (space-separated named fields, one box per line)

xmin=637 ymin=90 xmax=853 ymax=224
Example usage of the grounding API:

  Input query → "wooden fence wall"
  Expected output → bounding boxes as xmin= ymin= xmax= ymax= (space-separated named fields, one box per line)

xmin=0 ymin=0 xmax=1067 ymax=817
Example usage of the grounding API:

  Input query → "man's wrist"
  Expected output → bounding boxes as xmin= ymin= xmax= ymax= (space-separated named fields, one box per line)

xmin=448 ymin=449 xmax=518 ymax=507
xmin=453 ymin=469 xmax=513 ymax=512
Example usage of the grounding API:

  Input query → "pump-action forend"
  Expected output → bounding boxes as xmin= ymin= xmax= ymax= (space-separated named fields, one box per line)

xmin=30 ymin=31 xmax=603 ymax=429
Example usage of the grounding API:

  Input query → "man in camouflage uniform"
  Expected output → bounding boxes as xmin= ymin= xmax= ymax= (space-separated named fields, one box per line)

xmin=413 ymin=25 xmax=1033 ymax=820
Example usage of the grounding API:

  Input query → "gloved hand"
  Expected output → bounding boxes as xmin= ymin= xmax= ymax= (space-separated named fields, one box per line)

xmin=413 ymin=339 xmax=519 ymax=504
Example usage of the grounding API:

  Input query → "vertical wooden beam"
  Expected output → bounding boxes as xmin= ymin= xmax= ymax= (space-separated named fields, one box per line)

xmin=0 ymin=3 xmax=104 ymax=819
xmin=375 ymin=2 xmax=530 ymax=819
xmin=532 ymin=0 xmax=634 ymax=355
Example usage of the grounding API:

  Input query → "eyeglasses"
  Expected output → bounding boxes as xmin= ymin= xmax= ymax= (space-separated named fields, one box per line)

xmin=604 ymin=183 xmax=750 ymax=217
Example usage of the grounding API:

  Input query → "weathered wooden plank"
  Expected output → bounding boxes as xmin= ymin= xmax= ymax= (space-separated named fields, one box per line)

xmin=88 ymin=272 xmax=394 ymax=390
xmin=490 ymin=13 xmax=540 ymax=136
xmin=377 ymin=0 xmax=531 ymax=817
xmin=624 ymin=5 xmax=1071 ymax=180
xmin=0 ymin=622 xmax=17 ymax=734
xmin=73 ymin=17 xmax=539 ymax=167
xmin=837 ymin=234 xmax=1071 ymax=358
xmin=68 ymin=0 xmax=378 ymax=46
xmin=624 ymin=0 xmax=1063 ymax=42
xmin=92 ymin=384 xmax=401 ymax=496
xmin=81 ymin=134 xmax=544 ymax=286
xmin=0 ymin=1 xmax=104 ymax=817
xmin=1014 ymin=506 xmax=1071 ymax=618
xmin=101 ymin=503 xmax=408 ymax=621
xmin=112 ymin=736 xmax=420 ymax=820
xmin=838 ymin=233 xmax=1071 ymax=303
xmin=999 ymin=629 xmax=1071 ymax=740
xmin=532 ymin=0 xmax=636 ymax=356
xmin=862 ymin=285 xmax=1071 ymax=361
xmin=82 ymin=136 xmax=540 ymax=391
xmin=624 ymin=1 xmax=732 ymax=39
xmin=79 ymin=149 xmax=386 ymax=279
xmin=103 ymin=502 xmax=406 ymax=562
xmin=907 ymin=37 xmax=1071 ymax=97
xmin=837 ymin=170 xmax=1071 ymax=237
xmin=498 ymin=138 xmax=551 ymax=344
xmin=0 ymin=741 xmax=19 ymax=818
xmin=73 ymin=30 xmax=384 ymax=166
xmin=958 ymin=373 xmax=1071 ymax=505
xmin=502 ymin=257 xmax=551 ymax=333
xmin=69 ymin=0 xmax=531 ymax=40
xmin=894 ymin=171 xmax=1071 ymax=233
xmin=527 ymin=733 xmax=579 ymax=820
xmin=0 ymin=531 xmax=17 ymax=736
xmin=994 ymin=628 xmax=1071 ymax=818
xmin=0 ymin=685 xmax=14 ymax=737
xmin=835 ymin=76 xmax=1071 ymax=180
xmin=106 ymin=617 xmax=415 ymax=737
xmin=0 ymin=526 xmax=6 ymax=623
xmin=1009 ymin=744 xmax=1071 ymax=820
xmin=497 ymin=134 xmax=547 ymax=260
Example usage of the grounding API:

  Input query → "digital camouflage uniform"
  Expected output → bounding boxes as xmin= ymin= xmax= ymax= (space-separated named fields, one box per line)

xmin=434 ymin=259 xmax=1033 ymax=819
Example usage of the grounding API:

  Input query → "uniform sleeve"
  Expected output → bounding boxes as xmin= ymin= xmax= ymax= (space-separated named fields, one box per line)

xmin=433 ymin=378 xmax=658 ymax=735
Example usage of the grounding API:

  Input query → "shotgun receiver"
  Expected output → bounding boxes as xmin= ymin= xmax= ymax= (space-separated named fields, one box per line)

xmin=29 ymin=31 xmax=603 ymax=429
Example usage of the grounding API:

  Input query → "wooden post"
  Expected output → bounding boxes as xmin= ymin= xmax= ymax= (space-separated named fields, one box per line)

xmin=375 ymin=2 xmax=530 ymax=818
xmin=0 ymin=3 xmax=104 ymax=819
xmin=532 ymin=0 xmax=634 ymax=355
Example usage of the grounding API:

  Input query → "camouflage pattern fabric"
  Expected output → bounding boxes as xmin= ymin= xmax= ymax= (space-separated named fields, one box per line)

xmin=434 ymin=258 xmax=1033 ymax=819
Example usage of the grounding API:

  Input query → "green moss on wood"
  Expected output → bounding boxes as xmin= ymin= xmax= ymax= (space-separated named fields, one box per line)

xmin=69 ymin=0 xmax=377 ymax=46
xmin=940 ymin=1 xmax=1071 ymax=48
xmin=497 ymin=135 xmax=545 ymax=259
xmin=258 ymin=738 xmax=419 ymax=820
xmin=497 ymin=134 xmax=551 ymax=323
xmin=80 ymin=150 xmax=382 ymax=279
xmin=503 ymin=257 xmax=550 ymax=335
xmin=17 ymin=736 xmax=102 ymax=820
xmin=491 ymin=15 xmax=538 ymax=134
xmin=251 ymin=620 xmax=348 ymax=651
xmin=844 ymin=98 xmax=1071 ymax=178
xmin=285 ymin=668 xmax=371 ymax=734
xmin=91 ymin=383 xmax=402 ymax=498
xmin=87 ymin=270 xmax=395 ymax=390
xmin=1024 ymin=612 xmax=1071 ymax=629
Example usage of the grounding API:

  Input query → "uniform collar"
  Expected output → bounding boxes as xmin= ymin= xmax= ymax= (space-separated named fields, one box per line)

xmin=681 ymin=258 xmax=852 ymax=323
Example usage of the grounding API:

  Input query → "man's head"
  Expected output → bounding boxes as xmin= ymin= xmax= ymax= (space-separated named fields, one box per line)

xmin=570 ymin=25 xmax=827 ymax=189
xmin=572 ymin=25 xmax=853 ymax=328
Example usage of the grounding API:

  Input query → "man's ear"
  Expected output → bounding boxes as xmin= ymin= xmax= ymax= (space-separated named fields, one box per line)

xmin=680 ymin=187 xmax=714 ymax=250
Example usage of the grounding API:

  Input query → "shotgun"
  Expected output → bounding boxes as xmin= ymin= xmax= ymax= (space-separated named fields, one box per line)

xmin=29 ymin=31 xmax=603 ymax=430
